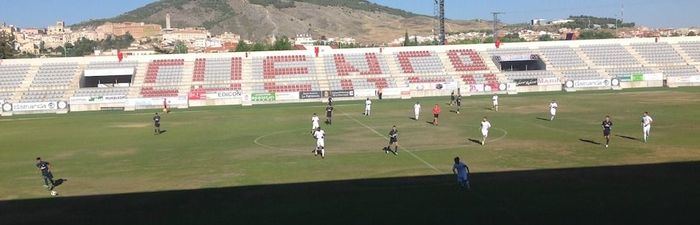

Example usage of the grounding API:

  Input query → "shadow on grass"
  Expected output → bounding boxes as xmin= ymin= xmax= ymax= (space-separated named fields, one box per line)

xmin=579 ymin=138 xmax=602 ymax=145
xmin=2 ymin=162 xmax=698 ymax=225
xmin=467 ymin=138 xmax=482 ymax=145
xmin=53 ymin=178 xmax=67 ymax=187
xmin=536 ymin=117 xmax=550 ymax=121
xmin=616 ymin=134 xmax=641 ymax=141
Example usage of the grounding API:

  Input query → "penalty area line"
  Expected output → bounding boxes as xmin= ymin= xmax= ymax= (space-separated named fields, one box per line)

xmin=339 ymin=110 xmax=442 ymax=174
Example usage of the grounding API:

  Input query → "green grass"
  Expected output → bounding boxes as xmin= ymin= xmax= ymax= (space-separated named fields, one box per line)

xmin=1 ymin=87 xmax=699 ymax=224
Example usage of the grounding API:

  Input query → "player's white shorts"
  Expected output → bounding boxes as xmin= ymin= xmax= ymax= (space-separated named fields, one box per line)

xmin=481 ymin=129 xmax=489 ymax=137
xmin=643 ymin=125 xmax=651 ymax=134
xmin=550 ymin=109 xmax=557 ymax=116
xmin=312 ymin=122 xmax=319 ymax=130
xmin=493 ymin=101 xmax=498 ymax=106
xmin=316 ymin=138 xmax=325 ymax=148
xmin=365 ymin=106 xmax=371 ymax=111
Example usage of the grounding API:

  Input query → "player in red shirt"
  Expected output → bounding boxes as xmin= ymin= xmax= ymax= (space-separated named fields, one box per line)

xmin=432 ymin=104 xmax=441 ymax=126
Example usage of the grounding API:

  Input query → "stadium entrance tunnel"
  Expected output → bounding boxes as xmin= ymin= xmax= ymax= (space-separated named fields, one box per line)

xmin=493 ymin=54 xmax=547 ymax=71
xmin=1 ymin=161 xmax=698 ymax=225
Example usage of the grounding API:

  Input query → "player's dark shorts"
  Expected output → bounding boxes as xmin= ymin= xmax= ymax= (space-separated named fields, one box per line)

xmin=326 ymin=113 xmax=332 ymax=118
xmin=154 ymin=123 xmax=160 ymax=128
xmin=603 ymin=129 xmax=611 ymax=136
xmin=434 ymin=114 xmax=439 ymax=118
xmin=457 ymin=102 xmax=461 ymax=107
xmin=389 ymin=137 xmax=398 ymax=144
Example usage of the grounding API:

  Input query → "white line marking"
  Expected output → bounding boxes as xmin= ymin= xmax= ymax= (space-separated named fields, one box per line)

xmin=0 ymin=117 xmax=59 ymax=122
xmin=339 ymin=110 xmax=442 ymax=173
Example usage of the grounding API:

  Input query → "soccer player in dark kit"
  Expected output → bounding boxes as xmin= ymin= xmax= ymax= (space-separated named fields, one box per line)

xmin=325 ymin=103 xmax=334 ymax=125
xmin=153 ymin=112 xmax=162 ymax=135
xmin=36 ymin=157 xmax=58 ymax=195
xmin=384 ymin=125 xmax=399 ymax=155
xmin=455 ymin=94 xmax=462 ymax=114
xmin=602 ymin=115 xmax=613 ymax=148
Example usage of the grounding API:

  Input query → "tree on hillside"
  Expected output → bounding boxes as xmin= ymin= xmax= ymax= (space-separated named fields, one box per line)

xmin=251 ymin=42 xmax=267 ymax=51
xmin=403 ymin=31 xmax=410 ymax=46
xmin=69 ymin=37 xmax=98 ymax=56
xmin=235 ymin=41 xmax=250 ymax=52
xmin=100 ymin=33 xmax=135 ymax=50
xmin=270 ymin=36 xmax=292 ymax=51
xmin=538 ymin=34 xmax=554 ymax=41
xmin=0 ymin=31 xmax=17 ymax=59
xmin=688 ymin=31 xmax=696 ymax=36
xmin=578 ymin=30 xmax=615 ymax=40
xmin=174 ymin=41 xmax=188 ymax=54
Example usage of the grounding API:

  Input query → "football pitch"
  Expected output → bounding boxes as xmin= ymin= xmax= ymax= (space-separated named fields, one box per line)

xmin=1 ymin=87 xmax=699 ymax=225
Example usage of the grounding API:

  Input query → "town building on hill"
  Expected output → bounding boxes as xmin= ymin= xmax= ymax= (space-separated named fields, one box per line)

xmin=96 ymin=22 xmax=162 ymax=40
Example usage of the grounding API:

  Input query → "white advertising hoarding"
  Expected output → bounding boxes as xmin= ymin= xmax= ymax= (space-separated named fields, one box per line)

xmin=573 ymin=79 xmax=610 ymax=88
xmin=13 ymin=102 xmax=57 ymax=112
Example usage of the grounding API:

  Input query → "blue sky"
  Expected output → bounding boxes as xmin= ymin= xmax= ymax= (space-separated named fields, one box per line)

xmin=0 ymin=0 xmax=698 ymax=28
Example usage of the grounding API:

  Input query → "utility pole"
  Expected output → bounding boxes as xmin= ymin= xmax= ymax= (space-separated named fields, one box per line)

xmin=434 ymin=0 xmax=446 ymax=45
xmin=491 ymin=12 xmax=505 ymax=39
xmin=620 ymin=0 xmax=625 ymax=26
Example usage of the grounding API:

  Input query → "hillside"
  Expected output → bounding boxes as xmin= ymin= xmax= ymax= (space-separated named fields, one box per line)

xmin=73 ymin=0 xmax=492 ymax=43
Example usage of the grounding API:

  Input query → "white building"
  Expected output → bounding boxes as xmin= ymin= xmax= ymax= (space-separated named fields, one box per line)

xmin=294 ymin=34 xmax=315 ymax=46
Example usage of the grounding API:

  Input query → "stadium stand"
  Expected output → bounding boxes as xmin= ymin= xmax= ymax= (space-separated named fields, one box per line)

xmin=677 ymin=41 xmax=700 ymax=63
xmin=325 ymin=52 xmax=397 ymax=90
xmin=20 ymin=63 xmax=78 ymax=102
xmin=140 ymin=59 xmax=184 ymax=97
xmin=561 ymin=69 xmax=607 ymax=80
xmin=1 ymin=36 xmax=699 ymax=115
xmin=251 ymin=55 xmax=320 ymax=92
xmin=630 ymin=43 xmax=685 ymax=65
xmin=447 ymin=49 xmax=488 ymax=72
xmin=29 ymin=63 xmax=78 ymax=89
xmin=86 ymin=61 xmax=138 ymax=69
xmin=394 ymin=50 xmax=445 ymax=74
xmin=325 ymin=53 xmax=387 ymax=76
xmin=503 ymin=70 xmax=558 ymax=81
xmin=605 ymin=67 xmax=654 ymax=78
xmin=539 ymin=46 xmax=588 ymax=69
xmin=580 ymin=44 xmax=641 ymax=66
xmin=0 ymin=64 xmax=31 ymax=90
xmin=192 ymin=57 xmax=243 ymax=93
xmin=461 ymin=73 xmax=500 ymax=90
xmin=0 ymin=92 xmax=14 ymax=101
xmin=659 ymin=65 xmax=700 ymax=77
xmin=74 ymin=87 xmax=130 ymax=97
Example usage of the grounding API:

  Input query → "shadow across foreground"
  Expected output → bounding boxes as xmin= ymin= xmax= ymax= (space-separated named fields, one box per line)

xmin=1 ymin=161 xmax=698 ymax=225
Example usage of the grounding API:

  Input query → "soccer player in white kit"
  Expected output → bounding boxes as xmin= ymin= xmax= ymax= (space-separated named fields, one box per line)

xmin=492 ymin=95 xmax=499 ymax=112
xmin=641 ymin=112 xmax=653 ymax=143
xmin=364 ymin=98 xmax=372 ymax=116
xmin=413 ymin=102 xmax=421 ymax=120
xmin=549 ymin=100 xmax=558 ymax=121
xmin=311 ymin=113 xmax=320 ymax=134
xmin=313 ymin=127 xmax=326 ymax=159
xmin=480 ymin=117 xmax=491 ymax=145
